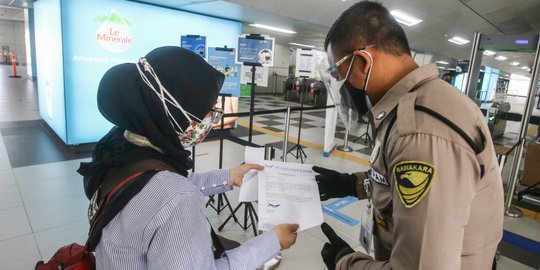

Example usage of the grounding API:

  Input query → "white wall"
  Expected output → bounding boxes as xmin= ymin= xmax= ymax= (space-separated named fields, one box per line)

xmin=272 ymin=42 xmax=292 ymax=76
xmin=0 ymin=19 xmax=26 ymax=65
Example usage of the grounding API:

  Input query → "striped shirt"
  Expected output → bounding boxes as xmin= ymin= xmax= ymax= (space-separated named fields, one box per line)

xmin=96 ymin=170 xmax=280 ymax=270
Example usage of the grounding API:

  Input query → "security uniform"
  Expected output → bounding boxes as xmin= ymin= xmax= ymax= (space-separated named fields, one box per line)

xmin=340 ymin=64 xmax=504 ymax=269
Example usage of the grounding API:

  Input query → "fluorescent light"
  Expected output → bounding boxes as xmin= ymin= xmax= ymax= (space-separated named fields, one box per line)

xmin=289 ymin=42 xmax=315 ymax=48
xmin=483 ymin=50 xmax=496 ymax=56
xmin=448 ymin=36 xmax=470 ymax=45
xmin=495 ymin=55 xmax=507 ymax=61
xmin=445 ymin=68 xmax=456 ymax=71
xmin=510 ymin=62 xmax=520 ymax=66
xmin=249 ymin=23 xmax=296 ymax=34
xmin=437 ymin=66 xmax=444 ymax=69
xmin=390 ymin=10 xmax=422 ymax=26
xmin=435 ymin=60 xmax=449 ymax=65
xmin=521 ymin=66 xmax=529 ymax=70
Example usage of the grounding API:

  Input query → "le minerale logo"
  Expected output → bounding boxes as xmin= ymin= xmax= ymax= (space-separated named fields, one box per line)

xmin=95 ymin=9 xmax=133 ymax=53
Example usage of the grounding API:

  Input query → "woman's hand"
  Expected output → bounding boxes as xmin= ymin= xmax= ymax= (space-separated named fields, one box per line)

xmin=228 ymin=163 xmax=264 ymax=187
xmin=273 ymin=223 xmax=299 ymax=250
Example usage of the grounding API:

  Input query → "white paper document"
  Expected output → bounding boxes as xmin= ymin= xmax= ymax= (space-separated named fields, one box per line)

xmin=257 ymin=160 xmax=323 ymax=232
xmin=238 ymin=146 xmax=265 ymax=202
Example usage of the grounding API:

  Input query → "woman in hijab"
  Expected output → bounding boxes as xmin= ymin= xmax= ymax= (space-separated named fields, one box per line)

xmin=78 ymin=46 xmax=298 ymax=270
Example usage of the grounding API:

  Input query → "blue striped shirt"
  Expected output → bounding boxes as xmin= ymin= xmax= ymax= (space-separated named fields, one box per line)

xmin=96 ymin=170 xmax=280 ymax=270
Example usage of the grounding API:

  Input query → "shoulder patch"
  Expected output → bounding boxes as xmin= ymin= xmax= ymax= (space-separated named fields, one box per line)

xmin=393 ymin=161 xmax=435 ymax=208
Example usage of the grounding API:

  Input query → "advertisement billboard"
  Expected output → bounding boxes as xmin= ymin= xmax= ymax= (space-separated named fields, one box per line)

xmin=35 ymin=0 xmax=242 ymax=144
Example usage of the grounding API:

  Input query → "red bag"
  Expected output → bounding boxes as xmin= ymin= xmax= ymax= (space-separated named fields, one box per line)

xmin=34 ymin=243 xmax=95 ymax=270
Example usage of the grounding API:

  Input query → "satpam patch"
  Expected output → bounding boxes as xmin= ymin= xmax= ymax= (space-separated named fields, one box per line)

xmin=393 ymin=161 xmax=435 ymax=208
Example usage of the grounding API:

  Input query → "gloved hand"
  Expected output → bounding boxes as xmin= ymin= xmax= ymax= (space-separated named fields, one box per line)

xmin=313 ymin=166 xmax=358 ymax=201
xmin=321 ymin=222 xmax=354 ymax=270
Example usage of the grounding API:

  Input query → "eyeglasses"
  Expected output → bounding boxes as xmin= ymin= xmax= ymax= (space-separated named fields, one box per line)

xmin=327 ymin=45 xmax=376 ymax=80
xmin=208 ymin=107 xmax=224 ymax=125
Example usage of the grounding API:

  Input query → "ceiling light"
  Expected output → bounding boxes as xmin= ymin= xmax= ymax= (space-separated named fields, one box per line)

xmin=249 ymin=23 xmax=296 ymax=34
xmin=510 ymin=62 xmax=520 ymax=66
xmin=521 ymin=66 xmax=529 ymax=70
xmin=448 ymin=36 xmax=470 ymax=45
xmin=445 ymin=68 xmax=456 ymax=71
xmin=483 ymin=50 xmax=496 ymax=56
xmin=437 ymin=66 xmax=444 ymax=69
xmin=390 ymin=10 xmax=423 ymax=27
xmin=289 ymin=42 xmax=315 ymax=48
xmin=495 ymin=55 xmax=507 ymax=61
xmin=22 ymin=2 xmax=27 ymax=7
xmin=435 ymin=60 xmax=449 ymax=65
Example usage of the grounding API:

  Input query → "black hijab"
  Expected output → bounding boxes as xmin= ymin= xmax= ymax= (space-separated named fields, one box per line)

xmin=79 ymin=46 xmax=224 ymax=199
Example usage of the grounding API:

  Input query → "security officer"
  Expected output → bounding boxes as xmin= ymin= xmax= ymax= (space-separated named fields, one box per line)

xmin=314 ymin=1 xmax=504 ymax=269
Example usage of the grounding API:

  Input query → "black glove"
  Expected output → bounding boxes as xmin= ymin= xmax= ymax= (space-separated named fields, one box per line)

xmin=321 ymin=222 xmax=354 ymax=270
xmin=313 ymin=166 xmax=358 ymax=201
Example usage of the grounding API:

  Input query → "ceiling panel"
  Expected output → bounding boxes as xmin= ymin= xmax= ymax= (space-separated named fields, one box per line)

xmin=132 ymin=0 xmax=540 ymax=77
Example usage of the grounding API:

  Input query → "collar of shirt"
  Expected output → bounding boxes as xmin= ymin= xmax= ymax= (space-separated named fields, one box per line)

xmin=367 ymin=63 xmax=440 ymax=129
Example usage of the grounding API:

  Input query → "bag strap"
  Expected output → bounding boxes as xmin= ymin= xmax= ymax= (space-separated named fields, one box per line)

xmin=85 ymin=170 xmax=227 ymax=259
xmin=86 ymin=170 xmax=158 ymax=251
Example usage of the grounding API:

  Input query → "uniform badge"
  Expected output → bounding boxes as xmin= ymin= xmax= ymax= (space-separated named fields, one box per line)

xmin=376 ymin=111 xmax=386 ymax=120
xmin=393 ymin=161 xmax=435 ymax=208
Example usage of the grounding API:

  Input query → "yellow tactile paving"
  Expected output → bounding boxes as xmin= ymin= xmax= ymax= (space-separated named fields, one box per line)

xmin=237 ymin=121 xmax=370 ymax=166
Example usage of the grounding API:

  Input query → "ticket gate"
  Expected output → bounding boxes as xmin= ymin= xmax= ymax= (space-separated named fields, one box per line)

xmin=488 ymin=101 xmax=511 ymax=138
xmin=465 ymin=33 xmax=540 ymax=218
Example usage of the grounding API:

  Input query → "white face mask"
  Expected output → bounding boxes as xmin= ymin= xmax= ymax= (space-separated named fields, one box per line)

xmin=135 ymin=57 xmax=223 ymax=148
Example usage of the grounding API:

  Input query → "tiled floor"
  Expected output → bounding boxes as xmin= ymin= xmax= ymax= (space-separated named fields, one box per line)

xmin=0 ymin=65 xmax=538 ymax=269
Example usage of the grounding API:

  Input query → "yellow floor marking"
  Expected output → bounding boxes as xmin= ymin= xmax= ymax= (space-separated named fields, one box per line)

xmin=237 ymin=121 xmax=370 ymax=166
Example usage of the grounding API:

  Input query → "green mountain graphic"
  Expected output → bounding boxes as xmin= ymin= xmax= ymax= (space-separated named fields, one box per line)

xmin=95 ymin=9 xmax=131 ymax=25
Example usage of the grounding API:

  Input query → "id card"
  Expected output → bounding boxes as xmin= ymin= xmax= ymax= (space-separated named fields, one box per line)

xmin=359 ymin=205 xmax=373 ymax=252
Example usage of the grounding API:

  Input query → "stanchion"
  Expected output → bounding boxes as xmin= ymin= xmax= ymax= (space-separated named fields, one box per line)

xmin=337 ymin=108 xmax=353 ymax=152
xmin=206 ymin=94 xmax=236 ymax=216
xmin=282 ymin=107 xmax=292 ymax=162
xmin=9 ymin=50 xmax=21 ymax=79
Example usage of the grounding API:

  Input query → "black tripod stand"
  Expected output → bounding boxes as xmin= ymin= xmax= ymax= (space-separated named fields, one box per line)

xmin=218 ymin=61 xmax=261 ymax=236
xmin=286 ymin=77 xmax=308 ymax=163
xmin=353 ymin=119 xmax=373 ymax=148
xmin=218 ymin=199 xmax=259 ymax=236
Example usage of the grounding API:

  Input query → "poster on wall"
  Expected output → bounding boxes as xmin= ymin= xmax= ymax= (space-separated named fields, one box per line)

xmin=236 ymin=34 xmax=275 ymax=67
xmin=240 ymin=65 xmax=269 ymax=87
xmin=295 ymin=48 xmax=315 ymax=78
xmin=208 ymin=47 xmax=241 ymax=96
xmin=181 ymin=35 xmax=207 ymax=59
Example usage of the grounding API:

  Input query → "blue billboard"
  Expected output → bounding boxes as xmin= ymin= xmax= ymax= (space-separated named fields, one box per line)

xmin=34 ymin=0 xmax=242 ymax=144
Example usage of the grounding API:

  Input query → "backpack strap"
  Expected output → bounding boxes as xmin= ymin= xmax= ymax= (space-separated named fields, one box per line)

xmin=86 ymin=170 xmax=158 ymax=251
xmin=85 ymin=170 xmax=227 ymax=259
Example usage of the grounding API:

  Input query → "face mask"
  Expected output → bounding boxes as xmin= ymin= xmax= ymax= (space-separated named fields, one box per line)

xmin=318 ymin=48 xmax=374 ymax=130
xmin=135 ymin=57 xmax=223 ymax=148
